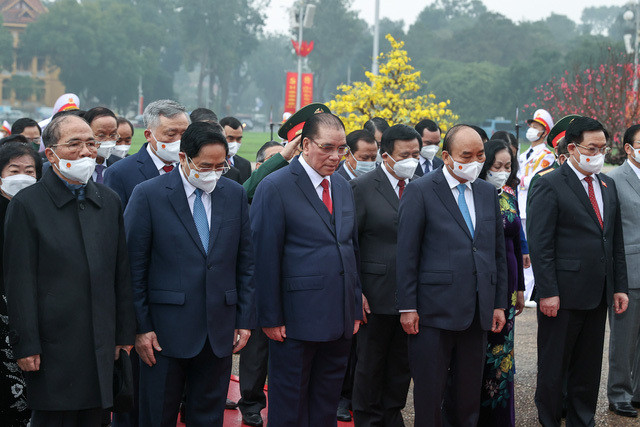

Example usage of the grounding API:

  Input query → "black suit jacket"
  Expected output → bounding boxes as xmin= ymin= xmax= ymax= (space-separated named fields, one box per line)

xmin=3 ymin=168 xmax=135 ymax=410
xmin=336 ymin=163 xmax=353 ymax=181
xmin=414 ymin=156 xmax=444 ymax=177
xmin=233 ymin=155 xmax=252 ymax=184
xmin=223 ymin=166 xmax=242 ymax=183
xmin=528 ymin=162 xmax=628 ymax=309
xmin=351 ymin=166 xmax=401 ymax=314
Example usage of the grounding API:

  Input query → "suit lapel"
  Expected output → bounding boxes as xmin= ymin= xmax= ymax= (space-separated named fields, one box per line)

xmin=332 ymin=178 xmax=343 ymax=237
xmin=562 ymin=164 xmax=602 ymax=232
xmin=166 ymin=170 xmax=207 ymax=256
xmin=137 ymin=144 xmax=160 ymax=180
xmin=623 ymin=161 xmax=640 ymax=198
xmin=471 ymin=180 xmax=486 ymax=242
xmin=291 ymin=158 xmax=335 ymax=235
xmin=432 ymin=169 xmax=473 ymax=240
xmin=375 ymin=166 xmax=399 ymax=211
xmin=207 ymin=181 xmax=226 ymax=255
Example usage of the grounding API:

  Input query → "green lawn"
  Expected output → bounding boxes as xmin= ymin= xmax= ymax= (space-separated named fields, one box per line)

xmin=130 ymin=131 xmax=273 ymax=163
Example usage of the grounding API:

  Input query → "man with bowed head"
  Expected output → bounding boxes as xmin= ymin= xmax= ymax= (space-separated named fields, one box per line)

xmin=529 ymin=116 xmax=628 ymax=426
xmin=396 ymin=124 xmax=507 ymax=426
xmin=251 ymin=107 xmax=363 ymax=426
xmin=4 ymin=114 xmax=135 ymax=426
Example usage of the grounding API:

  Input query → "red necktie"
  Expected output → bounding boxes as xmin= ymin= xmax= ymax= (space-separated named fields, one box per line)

xmin=398 ymin=179 xmax=406 ymax=199
xmin=320 ymin=179 xmax=332 ymax=214
xmin=162 ymin=165 xmax=174 ymax=173
xmin=584 ymin=176 xmax=603 ymax=228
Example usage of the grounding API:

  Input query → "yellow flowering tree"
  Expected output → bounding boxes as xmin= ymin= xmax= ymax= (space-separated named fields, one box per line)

xmin=328 ymin=34 xmax=458 ymax=134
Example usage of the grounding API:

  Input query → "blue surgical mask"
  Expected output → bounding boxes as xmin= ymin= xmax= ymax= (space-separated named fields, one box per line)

xmin=350 ymin=151 xmax=376 ymax=176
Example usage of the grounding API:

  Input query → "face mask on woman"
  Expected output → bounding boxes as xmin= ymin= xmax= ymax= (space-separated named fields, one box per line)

xmin=1 ymin=174 xmax=36 ymax=197
xmin=485 ymin=170 xmax=510 ymax=189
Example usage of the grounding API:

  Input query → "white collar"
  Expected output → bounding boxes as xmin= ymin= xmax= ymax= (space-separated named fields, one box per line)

xmin=442 ymin=164 xmax=472 ymax=190
xmin=299 ymin=155 xmax=330 ymax=188
xmin=531 ymin=143 xmax=548 ymax=154
xmin=178 ymin=164 xmax=198 ymax=197
xmin=146 ymin=143 xmax=171 ymax=171
xmin=381 ymin=162 xmax=403 ymax=189
xmin=567 ymin=157 xmax=591 ymax=182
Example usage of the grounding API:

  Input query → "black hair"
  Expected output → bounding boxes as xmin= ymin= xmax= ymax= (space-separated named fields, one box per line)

xmin=11 ymin=118 xmax=41 ymax=135
xmin=116 ymin=117 xmax=134 ymax=135
xmin=256 ymin=141 xmax=283 ymax=163
xmin=623 ymin=124 xmax=640 ymax=147
xmin=363 ymin=117 xmax=389 ymax=138
xmin=300 ymin=113 xmax=345 ymax=145
xmin=380 ymin=124 xmax=421 ymax=156
xmin=491 ymin=131 xmax=518 ymax=151
xmin=415 ymin=119 xmax=441 ymax=138
xmin=346 ymin=129 xmax=376 ymax=153
xmin=190 ymin=108 xmax=218 ymax=124
xmin=469 ymin=125 xmax=488 ymax=142
xmin=0 ymin=135 xmax=28 ymax=145
xmin=479 ymin=140 xmax=515 ymax=184
xmin=220 ymin=116 xmax=242 ymax=130
xmin=180 ymin=121 xmax=228 ymax=158
xmin=0 ymin=141 xmax=43 ymax=180
xmin=51 ymin=109 xmax=85 ymax=121
xmin=83 ymin=107 xmax=117 ymax=126
xmin=565 ymin=116 xmax=609 ymax=146
xmin=42 ymin=115 xmax=87 ymax=148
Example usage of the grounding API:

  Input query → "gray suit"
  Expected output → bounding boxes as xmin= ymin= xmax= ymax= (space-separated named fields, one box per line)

xmin=607 ymin=160 xmax=640 ymax=404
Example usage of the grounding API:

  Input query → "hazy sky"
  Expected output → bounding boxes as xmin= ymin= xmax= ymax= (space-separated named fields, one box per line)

xmin=264 ymin=0 xmax=630 ymax=33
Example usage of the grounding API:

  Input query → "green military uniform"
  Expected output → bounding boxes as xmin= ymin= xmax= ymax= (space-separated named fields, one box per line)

xmin=242 ymin=152 xmax=289 ymax=201
xmin=526 ymin=161 xmax=559 ymax=227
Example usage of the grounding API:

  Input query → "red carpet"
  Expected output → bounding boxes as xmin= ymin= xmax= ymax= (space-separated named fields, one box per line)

xmin=176 ymin=375 xmax=355 ymax=426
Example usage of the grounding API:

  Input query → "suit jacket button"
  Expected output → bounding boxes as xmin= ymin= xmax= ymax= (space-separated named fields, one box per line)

xmin=472 ymin=246 xmax=477 ymax=252
xmin=603 ymin=237 xmax=607 ymax=242
xmin=207 ymin=264 xmax=213 ymax=270
xmin=340 ymin=271 xmax=344 ymax=276
xmin=79 ymin=202 xmax=85 ymax=210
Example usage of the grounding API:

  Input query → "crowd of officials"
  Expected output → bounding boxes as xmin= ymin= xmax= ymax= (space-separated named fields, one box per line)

xmin=0 ymin=93 xmax=637 ymax=427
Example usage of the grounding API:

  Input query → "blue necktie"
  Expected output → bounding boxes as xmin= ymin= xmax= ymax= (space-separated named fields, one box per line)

xmin=193 ymin=189 xmax=209 ymax=254
xmin=95 ymin=163 xmax=105 ymax=183
xmin=456 ymin=183 xmax=474 ymax=237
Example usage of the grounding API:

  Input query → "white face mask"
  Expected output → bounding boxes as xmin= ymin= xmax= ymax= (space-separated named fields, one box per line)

xmin=390 ymin=156 xmax=419 ymax=179
xmin=53 ymin=151 xmax=96 ymax=184
xmin=421 ymin=145 xmax=439 ymax=161
xmin=96 ymin=140 xmax=116 ymax=159
xmin=450 ymin=159 xmax=484 ymax=183
xmin=633 ymin=147 xmax=640 ymax=162
xmin=1 ymin=174 xmax=36 ymax=197
xmin=526 ymin=127 xmax=542 ymax=142
xmin=227 ymin=142 xmax=240 ymax=157
xmin=112 ymin=144 xmax=131 ymax=159
xmin=185 ymin=158 xmax=223 ymax=194
xmin=572 ymin=149 xmax=604 ymax=175
xmin=486 ymin=170 xmax=510 ymax=190
xmin=152 ymin=132 xmax=181 ymax=163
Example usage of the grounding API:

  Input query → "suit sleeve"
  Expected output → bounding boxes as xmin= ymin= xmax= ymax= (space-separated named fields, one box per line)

xmin=610 ymin=179 xmax=629 ymax=294
xmin=348 ymin=184 xmax=363 ymax=321
xmin=104 ymin=167 xmax=128 ymax=209
xmin=242 ymin=153 xmax=288 ymax=201
xmin=123 ymin=185 xmax=154 ymax=334
xmin=493 ymin=190 xmax=508 ymax=309
xmin=3 ymin=198 xmax=41 ymax=358
xmin=396 ymin=182 xmax=427 ymax=311
xmin=350 ymin=179 xmax=366 ymax=256
xmin=250 ymin=179 xmax=285 ymax=328
xmin=235 ymin=189 xmax=256 ymax=329
xmin=114 ymin=202 xmax=136 ymax=345
xmin=528 ymin=177 xmax=560 ymax=299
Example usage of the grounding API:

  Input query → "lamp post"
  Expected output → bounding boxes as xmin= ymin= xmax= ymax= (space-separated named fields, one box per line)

xmin=624 ymin=3 xmax=640 ymax=97
xmin=292 ymin=2 xmax=315 ymax=110
xmin=372 ymin=0 xmax=380 ymax=75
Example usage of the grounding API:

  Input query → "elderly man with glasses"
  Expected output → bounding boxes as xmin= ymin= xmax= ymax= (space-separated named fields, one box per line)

xmin=3 ymin=114 xmax=136 ymax=426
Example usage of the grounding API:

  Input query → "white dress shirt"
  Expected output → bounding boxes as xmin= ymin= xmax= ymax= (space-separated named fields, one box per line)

xmin=568 ymin=160 xmax=604 ymax=219
xmin=442 ymin=165 xmax=476 ymax=228
xmin=179 ymin=165 xmax=212 ymax=227
xmin=628 ymin=158 xmax=640 ymax=180
xmin=299 ymin=155 xmax=332 ymax=201
xmin=381 ymin=163 xmax=407 ymax=198
xmin=146 ymin=144 xmax=177 ymax=175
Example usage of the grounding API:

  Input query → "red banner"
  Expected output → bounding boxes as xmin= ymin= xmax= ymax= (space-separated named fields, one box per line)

xmin=284 ymin=72 xmax=314 ymax=114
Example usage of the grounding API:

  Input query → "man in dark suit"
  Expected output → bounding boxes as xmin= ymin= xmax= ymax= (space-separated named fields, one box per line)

xmin=104 ymin=99 xmax=190 ymax=208
xmin=414 ymin=119 xmax=444 ymax=176
xmin=4 ymin=114 xmax=135 ymax=426
xmin=124 ymin=122 xmax=254 ymax=426
xmin=220 ymin=116 xmax=252 ymax=183
xmin=397 ymin=124 xmax=507 ymax=426
xmin=251 ymin=111 xmax=363 ymax=426
xmin=351 ymin=124 xmax=421 ymax=426
xmin=336 ymin=130 xmax=379 ymax=181
xmin=528 ymin=116 xmax=629 ymax=426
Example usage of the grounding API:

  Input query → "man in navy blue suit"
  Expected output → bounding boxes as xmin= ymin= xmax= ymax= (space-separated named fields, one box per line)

xmin=124 ymin=122 xmax=255 ymax=426
xmin=397 ymin=124 xmax=508 ymax=426
xmin=104 ymin=99 xmax=190 ymax=208
xmin=251 ymin=110 xmax=363 ymax=427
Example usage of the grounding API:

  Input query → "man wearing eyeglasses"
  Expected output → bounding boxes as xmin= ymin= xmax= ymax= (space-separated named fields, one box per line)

xmin=528 ymin=116 xmax=629 ymax=426
xmin=124 ymin=122 xmax=254 ymax=426
xmin=3 ymin=114 xmax=136 ymax=426
xmin=251 ymin=109 xmax=362 ymax=426
xmin=11 ymin=117 xmax=42 ymax=153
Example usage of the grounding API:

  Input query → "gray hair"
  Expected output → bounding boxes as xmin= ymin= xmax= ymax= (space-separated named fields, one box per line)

xmin=42 ymin=114 xmax=86 ymax=147
xmin=143 ymin=99 xmax=189 ymax=130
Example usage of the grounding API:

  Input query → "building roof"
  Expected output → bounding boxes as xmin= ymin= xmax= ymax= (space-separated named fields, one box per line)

xmin=0 ymin=0 xmax=47 ymax=28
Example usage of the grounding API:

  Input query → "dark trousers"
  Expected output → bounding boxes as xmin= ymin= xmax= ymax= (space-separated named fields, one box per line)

xmin=111 ymin=349 xmax=140 ymax=427
xmin=268 ymin=336 xmax=352 ymax=427
xmin=238 ymin=328 xmax=269 ymax=415
xmin=408 ymin=312 xmax=486 ymax=427
xmin=535 ymin=300 xmax=607 ymax=427
xmin=138 ymin=339 xmax=232 ymax=427
xmin=31 ymin=408 xmax=102 ymax=427
xmin=352 ymin=314 xmax=410 ymax=427
xmin=339 ymin=336 xmax=357 ymax=409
